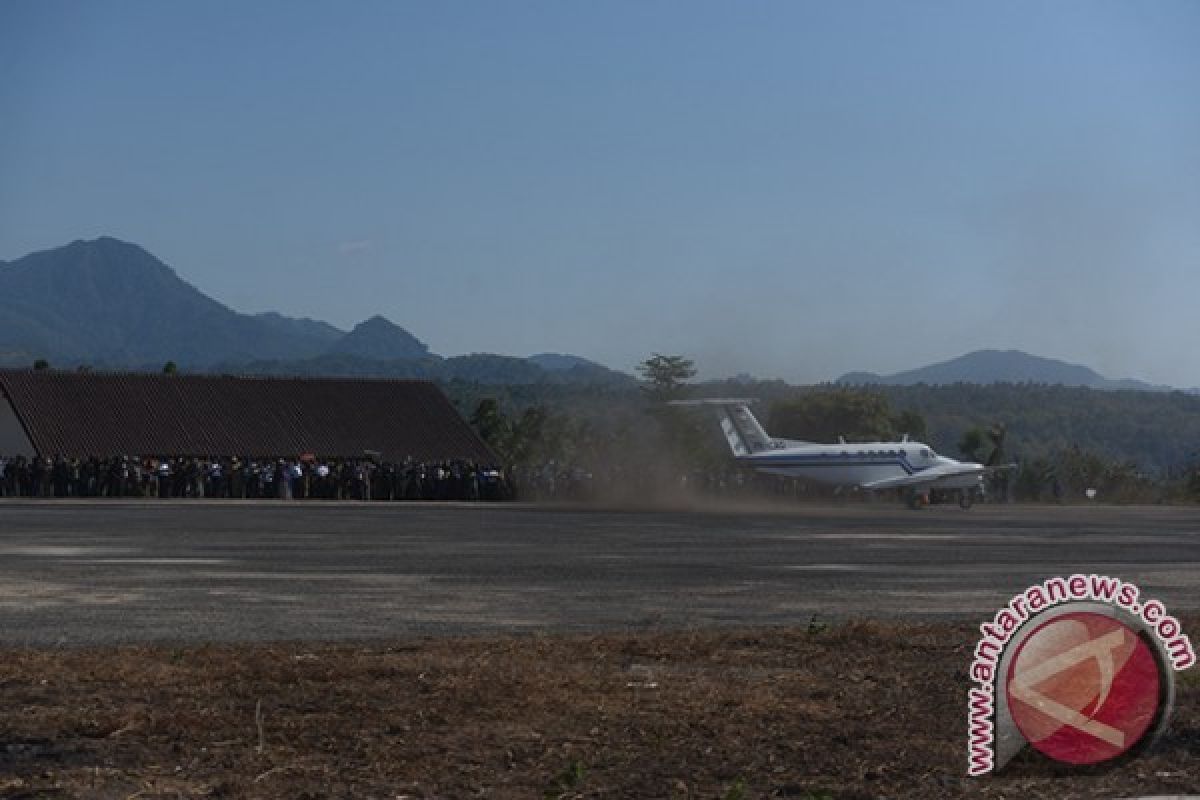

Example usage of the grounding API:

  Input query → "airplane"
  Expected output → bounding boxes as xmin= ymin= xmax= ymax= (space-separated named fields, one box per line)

xmin=674 ymin=398 xmax=999 ymax=508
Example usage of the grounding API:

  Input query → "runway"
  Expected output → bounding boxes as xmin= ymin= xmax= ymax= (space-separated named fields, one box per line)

xmin=0 ymin=501 xmax=1197 ymax=644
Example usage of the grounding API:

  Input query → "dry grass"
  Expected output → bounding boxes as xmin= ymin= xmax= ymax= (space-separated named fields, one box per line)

xmin=0 ymin=618 xmax=1196 ymax=799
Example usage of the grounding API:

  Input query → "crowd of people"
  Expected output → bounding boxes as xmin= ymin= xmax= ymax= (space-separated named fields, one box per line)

xmin=0 ymin=454 xmax=511 ymax=502
xmin=0 ymin=454 xmax=857 ymax=505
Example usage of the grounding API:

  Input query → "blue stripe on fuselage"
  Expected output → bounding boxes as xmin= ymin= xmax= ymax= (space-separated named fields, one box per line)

xmin=744 ymin=451 xmax=926 ymax=475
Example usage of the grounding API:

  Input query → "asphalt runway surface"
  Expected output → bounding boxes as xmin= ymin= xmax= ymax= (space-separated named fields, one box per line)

xmin=0 ymin=501 xmax=1197 ymax=645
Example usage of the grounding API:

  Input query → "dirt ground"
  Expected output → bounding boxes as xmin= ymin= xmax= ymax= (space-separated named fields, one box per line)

xmin=0 ymin=619 xmax=1196 ymax=799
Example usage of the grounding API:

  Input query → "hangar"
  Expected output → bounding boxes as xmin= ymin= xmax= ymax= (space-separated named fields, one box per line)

xmin=0 ymin=370 xmax=494 ymax=463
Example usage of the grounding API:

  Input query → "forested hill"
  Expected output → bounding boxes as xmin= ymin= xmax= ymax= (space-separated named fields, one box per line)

xmin=753 ymin=382 xmax=1200 ymax=474
xmin=873 ymin=383 xmax=1200 ymax=474
xmin=447 ymin=379 xmax=1200 ymax=477
xmin=837 ymin=349 xmax=1169 ymax=391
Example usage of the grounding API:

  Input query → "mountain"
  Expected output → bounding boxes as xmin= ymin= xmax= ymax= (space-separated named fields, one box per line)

xmin=252 ymin=311 xmax=343 ymax=345
xmin=442 ymin=354 xmax=547 ymax=384
xmin=326 ymin=315 xmax=432 ymax=361
xmin=0 ymin=237 xmax=627 ymax=384
xmin=837 ymin=349 xmax=1165 ymax=391
xmin=527 ymin=352 xmax=632 ymax=383
xmin=0 ymin=237 xmax=342 ymax=367
xmin=528 ymin=353 xmax=597 ymax=371
xmin=218 ymin=351 xmax=636 ymax=387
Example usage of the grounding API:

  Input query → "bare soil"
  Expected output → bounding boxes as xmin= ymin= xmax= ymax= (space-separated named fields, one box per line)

xmin=0 ymin=619 xmax=1196 ymax=799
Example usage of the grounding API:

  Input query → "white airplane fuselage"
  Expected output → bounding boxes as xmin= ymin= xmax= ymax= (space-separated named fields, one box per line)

xmin=743 ymin=442 xmax=984 ymax=491
xmin=678 ymin=398 xmax=988 ymax=501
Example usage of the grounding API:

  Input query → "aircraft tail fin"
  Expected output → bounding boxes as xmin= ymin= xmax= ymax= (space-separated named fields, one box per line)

xmin=670 ymin=398 xmax=774 ymax=457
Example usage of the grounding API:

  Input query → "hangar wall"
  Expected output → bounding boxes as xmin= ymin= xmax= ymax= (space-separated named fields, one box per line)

xmin=0 ymin=393 xmax=34 ymax=457
xmin=0 ymin=370 xmax=496 ymax=463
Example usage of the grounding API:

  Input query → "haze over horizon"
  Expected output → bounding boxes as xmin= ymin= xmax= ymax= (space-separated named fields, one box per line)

xmin=3 ymin=2 xmax=1197 ymax=385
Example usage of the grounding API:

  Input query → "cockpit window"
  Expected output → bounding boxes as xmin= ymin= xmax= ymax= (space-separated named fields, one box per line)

xmin=921 ymin=448 xmax=932 ymax=459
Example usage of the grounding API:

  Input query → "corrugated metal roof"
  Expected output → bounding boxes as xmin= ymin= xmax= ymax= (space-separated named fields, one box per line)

xmin=0 ymin=370 xmax=495 ymax=462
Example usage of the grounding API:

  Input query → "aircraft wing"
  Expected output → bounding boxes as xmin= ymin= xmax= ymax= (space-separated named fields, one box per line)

xmin=860 ymin=463 xmax=983 ymax=491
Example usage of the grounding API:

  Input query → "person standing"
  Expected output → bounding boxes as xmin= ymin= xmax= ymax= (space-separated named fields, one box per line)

xmin=30 ymin=456 xmax=45 ymax=497
xmin=274 ymin=460 xmax=288 ymax=500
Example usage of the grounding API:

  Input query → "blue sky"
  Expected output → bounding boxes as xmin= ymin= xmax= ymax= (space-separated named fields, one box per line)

xmin=2 ymin=1 xmax=1198 ymax=384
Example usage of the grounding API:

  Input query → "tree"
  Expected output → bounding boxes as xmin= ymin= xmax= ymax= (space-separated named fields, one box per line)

xmin=32 ymin=359 xmax=49 ymax=371
xmin=467 ymin=399 xmax=578 ymax=469
xmin=508 ymin=406 xmax=580 ymax=467
xmin=162 ymin=361 xmax=178 ymax=375
xmin=510 ymin=407 xmax=549 ymax=464
xmin=892 ymin=409 xmax=928 ymax=441
xmin=769 ymin=388 xmax=917 ymax=443
xmin=959 ymin=422 xmax=1007 ymax=465
xmin=637 ymin=354 xmax=696 ymax=402
xmin=1014 ymin=457 xmax=1054 ymax=501
xmin=958 ymin=427 xmax=986 ymax=461
xmin=470 ymin=398 xmax=511 ymax=455
xmin=636 ymin=353 xmax=717 ymax=471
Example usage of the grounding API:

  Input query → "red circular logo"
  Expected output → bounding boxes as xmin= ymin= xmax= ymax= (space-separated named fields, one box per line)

xmin=1005 ymin=611 xmax=1162 ymax=765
